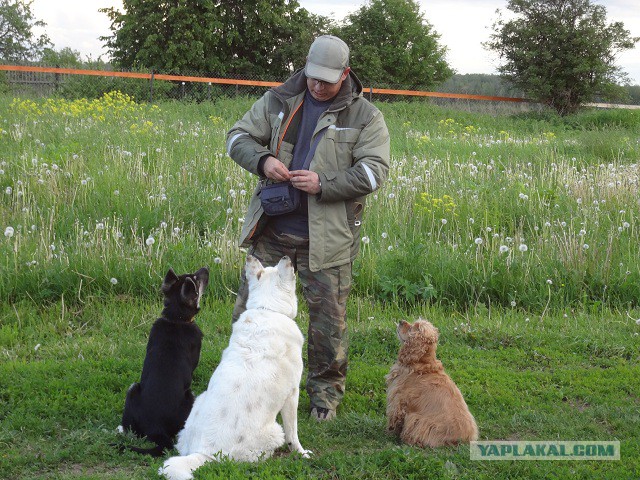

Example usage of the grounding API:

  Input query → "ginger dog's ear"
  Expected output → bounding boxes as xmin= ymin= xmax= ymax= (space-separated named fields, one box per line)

xmin=397 ymin=319 xmax=439 ymax=365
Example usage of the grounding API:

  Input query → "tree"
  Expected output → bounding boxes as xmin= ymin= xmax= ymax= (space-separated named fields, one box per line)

xmin=0 ymin=0 xmax=51 ymax=61
xmin=335 ymin=0 xmax=453 ymax=88
xmin=484 ymin=0 xmax=639 ymax=115
xmin=41 ymin=47 xmax=83 ymax=67
xmin=100 ymin=0 xmax=327 ymax=77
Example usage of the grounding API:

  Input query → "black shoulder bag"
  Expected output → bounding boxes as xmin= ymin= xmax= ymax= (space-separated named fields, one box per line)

xmin=259 ymin=127 xmax=328 ymax=216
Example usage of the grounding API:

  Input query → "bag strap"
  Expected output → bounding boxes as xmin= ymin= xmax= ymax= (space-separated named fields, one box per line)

xmin=300 ymin=126 xmax=329 ymax=171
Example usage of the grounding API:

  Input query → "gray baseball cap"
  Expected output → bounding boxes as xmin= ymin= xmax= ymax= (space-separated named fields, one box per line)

xmin=305 ymin=35 xmax=350 ymax=84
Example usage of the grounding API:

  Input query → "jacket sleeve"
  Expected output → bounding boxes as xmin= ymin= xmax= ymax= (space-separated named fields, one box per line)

xmin=225 ymin=94 xmax=274 ymax=176
xmin=318 ymin=109 xmax=390 ymax=202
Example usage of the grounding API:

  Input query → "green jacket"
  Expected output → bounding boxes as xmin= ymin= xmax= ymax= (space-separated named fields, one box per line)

xmin=226 ymin=68 xmax=390 ymax=271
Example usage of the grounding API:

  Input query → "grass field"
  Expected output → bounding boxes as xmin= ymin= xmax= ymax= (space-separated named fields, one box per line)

xmin=1 ymin=93 xmax=639 ymax=479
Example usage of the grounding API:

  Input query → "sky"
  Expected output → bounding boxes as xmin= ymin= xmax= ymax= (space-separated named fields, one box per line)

xmin=30 ymin=0 xmax=640 ymax=85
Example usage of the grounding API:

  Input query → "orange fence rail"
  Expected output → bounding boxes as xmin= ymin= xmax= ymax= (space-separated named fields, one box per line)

xmin=0 ymin=64 xmax=531 ymax=103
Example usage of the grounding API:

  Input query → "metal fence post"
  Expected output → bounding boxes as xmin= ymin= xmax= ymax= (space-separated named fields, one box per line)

xmin=150 ymin=70 xmax=154 ymax=103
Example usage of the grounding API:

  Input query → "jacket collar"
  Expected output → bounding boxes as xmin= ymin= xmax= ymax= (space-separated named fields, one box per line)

xmin=271 ymin=68 xmax=363 ymax=112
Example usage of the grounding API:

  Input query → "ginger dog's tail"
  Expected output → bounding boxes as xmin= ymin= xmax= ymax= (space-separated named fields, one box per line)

xmin=158 ymin=453 xmax=211 ymax=480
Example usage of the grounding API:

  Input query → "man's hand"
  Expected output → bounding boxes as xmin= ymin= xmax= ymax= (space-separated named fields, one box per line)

xmin=290 ymin=170 xmax=321 ymax=195
xmin=263 ymin=156 xmax=291 ymax=182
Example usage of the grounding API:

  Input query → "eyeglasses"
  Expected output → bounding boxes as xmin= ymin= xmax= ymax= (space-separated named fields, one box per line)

xmin=308 ymin=78 xmax=333 ymax=87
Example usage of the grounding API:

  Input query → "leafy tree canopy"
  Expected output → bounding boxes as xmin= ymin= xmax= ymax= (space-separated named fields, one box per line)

xmin=100 ymin=0 xmax=328 ymax=77
xmin=484 ymin=0 xmax=639 ymax=115
xmin=335 ymin=0 xmax=453 ymax=88
xmin=0 ymin=0 xmax=51 ymax=61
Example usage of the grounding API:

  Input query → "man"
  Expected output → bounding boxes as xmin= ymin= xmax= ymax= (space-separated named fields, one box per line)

xmin=226 ymin=35 xmax=390 ymax=421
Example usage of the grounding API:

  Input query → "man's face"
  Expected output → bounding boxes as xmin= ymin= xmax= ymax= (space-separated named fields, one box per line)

xmin=306 ymin=68 xmax=350 ymax=102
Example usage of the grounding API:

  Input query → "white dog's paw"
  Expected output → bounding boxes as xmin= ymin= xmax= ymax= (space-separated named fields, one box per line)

xmin=297 ymin=448 xmax=313 ymax=458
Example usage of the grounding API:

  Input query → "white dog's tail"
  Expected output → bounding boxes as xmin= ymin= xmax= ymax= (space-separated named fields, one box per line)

xmin=158 ymin=453 xmax=211 ymax=480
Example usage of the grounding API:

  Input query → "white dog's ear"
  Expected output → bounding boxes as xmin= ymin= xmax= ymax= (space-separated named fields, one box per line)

xmin=245 ymin=255 xmax=264 ymax=281
xmin=276 ymin=256 xmax=295 ymax=282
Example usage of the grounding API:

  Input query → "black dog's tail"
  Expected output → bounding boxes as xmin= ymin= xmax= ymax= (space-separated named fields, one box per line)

xmin=122 ymin=443 xmax=166 ymax=457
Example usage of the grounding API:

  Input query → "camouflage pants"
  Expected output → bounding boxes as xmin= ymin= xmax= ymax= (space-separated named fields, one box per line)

xmin=232 ymin=225 xmax=352 ymax=412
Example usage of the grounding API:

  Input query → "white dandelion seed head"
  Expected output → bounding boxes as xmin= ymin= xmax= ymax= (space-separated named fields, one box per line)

xmin=519 ymin=244 xmax=528 ymax=252
xmin=583 ymin=244 xmax=589 ymax=250
xmin=441 ymin=218 xmax=447 ymax=225
xmin=110 ymin=277 xmax=118 ymax=285
xmin=387 ymin=245 xmax=393 ymax=251
xmin=623 ymin=222 xmax=630 ymax=228
xmin=362 ymin=236 xmax=370 ymax=244
xmin=214 ymin=257 xmax=222 ymax=264
xmin=510 ymin=301 xmax=516 ymax=307
xmin=388 ymin=193 xmax=395 ymax=199
xmin=226 ymin=208 xmax=233 ymax=215
xmin=146 ymin=236 xmax=155 ymax=246
xmin=96 ymin=223 xmax=105 ymax=230
xmin=486 ymin=227 xmax=492 ymax=232
xmin=474 ymin=238 xmax=483 ymax=245
xmin=173 ymin=227 xmax=181 ymax=235
xmin=160 ymin=221 xmax=167 ymax=229
xmin=547 ymin=279 xmax=553 ymax=285
xmin=469 ymin=218 xmax=475 ymax=224
xmin=499 ymin=245 xmax=509 ymax=253
xmin=4 ymin=226 xmax=14 ymax=237
xmin=381 ymin=232 xmax=388 ymax=239
xmin=5 ymin=186 xmax=12 ymax=195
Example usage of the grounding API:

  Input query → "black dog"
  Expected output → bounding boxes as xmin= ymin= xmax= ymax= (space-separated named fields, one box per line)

xmin=118 ymin=267 xmax=209 ymax=457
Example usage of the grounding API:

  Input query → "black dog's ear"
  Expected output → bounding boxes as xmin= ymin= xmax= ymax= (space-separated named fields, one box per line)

xmin=194 ymin=267 xmax=209 ymax=290
xmin=162 ymin=268 xmax=179 ymax=293
xmin=181 ymin=277 xmax=198 ymax=304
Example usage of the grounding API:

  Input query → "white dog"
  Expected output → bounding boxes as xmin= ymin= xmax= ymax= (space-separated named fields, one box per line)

xmin=159 ymin=255 xmax=310 ymax=480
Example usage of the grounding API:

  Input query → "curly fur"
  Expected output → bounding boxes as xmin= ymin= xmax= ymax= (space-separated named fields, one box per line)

xmin=385 ymin=318 xmax=478 ymax=447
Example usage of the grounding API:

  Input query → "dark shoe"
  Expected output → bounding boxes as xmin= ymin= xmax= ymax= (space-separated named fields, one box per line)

xmin=310 ymin=406 xmax=336 ymax=422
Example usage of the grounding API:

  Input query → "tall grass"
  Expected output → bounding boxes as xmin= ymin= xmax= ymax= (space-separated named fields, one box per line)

xmin=1 ymin=93 xmax=640 ymax=312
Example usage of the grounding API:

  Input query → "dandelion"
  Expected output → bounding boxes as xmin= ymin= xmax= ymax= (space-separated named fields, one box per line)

xmin=499 ymin=245 xmax=509 ymax=253
xmin=510 ymin=301 xmax=516 ymax=307
xmin=160 ymin=221 xmax=167 ymax=229
xmin=362 ymin=236 xmax=370 ymax=244
xmin=388 ymin=193 xmax=395 ymax=199
xmin=387 ymin=245 xmax=393 ymax=251
xmin=381 ymin=232 xmax=388 ymax=239
xmin=113 ymin=190 xmax=120 ymax=196
xmin=173 ymin=227 xmax=181 ymax=235
xmin=474 ymin=238 xmax=483 ymax=245
xmin=110 ymin=278 xmax=118 ymax=285
xmin=5 ymin=186 xmax=12 ymax=195
xmin=146 ymin=236 xmax=155 ymax=246
xmin=486 ymin=227 xmax=492 ymax=232
xmin=546 ymin=279 xmax=553 ymax=285
xmin=96 ymin=223 xmax=105 ymax=230
xmin=623 ymin=222 xmax=630 ymax=229
xmin=81 ymin=179 xmax=87 ymax=186
xmin=518 ymin=244 xmax=528 ymax=252
xmin=441 ymin=218 xmax=447 ymax=225
xmin=469 ymin=218 xmax=475 ymax=224
xmin=4 ymin=226 xmax=14 ymax=238
xmin=214 ymin=257 xmax=222 ymax=264
xmin=636 ymin=319 xmax=640 ymax=326
xmin=226 ymin=208 xmax=233 ymax=215
xmin=583 ymin=244 xmax=589 ymax=250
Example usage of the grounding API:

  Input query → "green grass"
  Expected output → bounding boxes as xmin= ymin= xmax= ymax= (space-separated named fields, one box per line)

xmin=1 ymin=93 xmax=639 ymax=478
xmin=1 ymin=298 xmax=638 ymax=479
